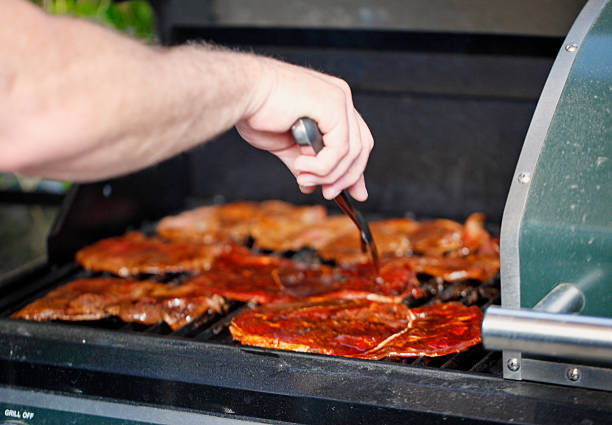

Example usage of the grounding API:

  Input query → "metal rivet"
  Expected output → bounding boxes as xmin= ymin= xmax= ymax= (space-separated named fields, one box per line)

xmin=507 ymin=358 xmax=520 ymax=371
xmin=565 ymin=43 xmax=579 ymax=52
xmin=517 ymin=172 xmax=531 ymax=184
xmin=567 ymin=367 xmax=581 ymax=381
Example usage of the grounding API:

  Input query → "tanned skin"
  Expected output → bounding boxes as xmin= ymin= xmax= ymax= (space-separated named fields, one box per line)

xmin=0 ymin=0 xmax=373 ymax=200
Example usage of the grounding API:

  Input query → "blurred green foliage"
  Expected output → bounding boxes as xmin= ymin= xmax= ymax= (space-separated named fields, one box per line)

xmin=4 ymin=0 xmax=156 ymax=193
xmin=30 ymin=0 xmax=155 ymax=42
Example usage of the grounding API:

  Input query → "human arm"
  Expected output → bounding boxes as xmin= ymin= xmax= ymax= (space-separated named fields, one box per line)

xmin=0 ymin=0 xmax=373 ymax=200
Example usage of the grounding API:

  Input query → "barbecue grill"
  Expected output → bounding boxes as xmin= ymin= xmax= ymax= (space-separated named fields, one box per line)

xmin=2 ymin=0 xmax=612 ymax=423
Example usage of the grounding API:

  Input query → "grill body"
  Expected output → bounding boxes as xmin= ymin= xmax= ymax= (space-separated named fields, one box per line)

xmin=2 ymin=1 xmax=612 ymax=423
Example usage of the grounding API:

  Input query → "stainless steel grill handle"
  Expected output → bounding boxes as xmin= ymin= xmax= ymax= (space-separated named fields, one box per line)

xmin=482 ymin=284 xmax=612 ymax=365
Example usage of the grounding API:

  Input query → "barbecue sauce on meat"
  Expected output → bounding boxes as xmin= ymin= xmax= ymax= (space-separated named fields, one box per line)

xmin=12 ymin=278 xmax=227 ymax=330
xmin=75 ymin=232 xmax=224 ymax=276
xmin=230 ymin=299 xmax=482 ymax=359
xmin=157 ymin=201 xmax=327 ymax=246
xmin=15 ymin=201 xmax=498 ymax=356
xmin=185 ymin=246 xmax=425 ymax=303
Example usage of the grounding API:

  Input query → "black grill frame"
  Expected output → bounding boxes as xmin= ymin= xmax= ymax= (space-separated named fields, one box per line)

xmin=3 ymin=180 xmax=612 ymax=423
xmin=3 ymin=3 xmax=612 ymax=421
xmin=1 ymin=233 xmax=502 ymax=376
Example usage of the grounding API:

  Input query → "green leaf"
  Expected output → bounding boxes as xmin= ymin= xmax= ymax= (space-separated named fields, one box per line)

xmin=30 ymin=0 xmax=155 ymax=42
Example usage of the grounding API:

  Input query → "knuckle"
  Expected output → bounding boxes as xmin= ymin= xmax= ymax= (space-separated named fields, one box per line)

xmin=351 ymin=141 xmax=363 ymax=159
xmin=330 ymin=87 xmax=346 ymax=107
xmin=346 ymin=170 xmax=361 ymax=188
xmin=363 ymin=133 xmax=374 ymax=152
xmin=323 ymin=160 xmax=336 ymax=175
xmin=315 ymin=158 xmax=334 ymax=175
xmin=339 ymin=142 xmax=350 ymax=158
xmin=332 ymin=77 xmax=352 ymax=96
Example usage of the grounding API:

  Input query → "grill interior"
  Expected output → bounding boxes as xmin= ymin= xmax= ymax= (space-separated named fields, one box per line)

xmin=0 ymin=214 xmax=502 ymax=377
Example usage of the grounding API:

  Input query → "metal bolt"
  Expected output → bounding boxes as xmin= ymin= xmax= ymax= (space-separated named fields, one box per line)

xmin=567 ymin=367 xmax=581 ymax=381
xmin=565 ymin=43 xmax=579 ymax=52
xmin=517 ymin=172 xmax=531 ymax=184
xmin=507 ymin=357 xmax=520 ymax=372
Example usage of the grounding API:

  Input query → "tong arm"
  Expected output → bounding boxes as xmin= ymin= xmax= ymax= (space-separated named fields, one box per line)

xmin=291 ymin=117 xmax=380 ymax=271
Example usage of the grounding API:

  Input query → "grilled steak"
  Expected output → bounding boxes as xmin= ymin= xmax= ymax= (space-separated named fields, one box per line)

xmin=230 ymin=299 xmax=482 ymax=359
xmin=185 ymin=246 xmax=424 ymax=303
xmin=251 ymin=214 xmax=355 ymax=251
xmin=316 ymin=217 xmax=417 ymax=265
xmin=75 ymin=231 xmax=224 ymax=276
xmin=157 ymin=200 xmax=326 ymax=245
xmin=404 ymin=252 xmax=500 ymax=282
xmin=318 ymin=213 xmax=498 ymax=273
xmin=12 ymin=277 xmax=227 ymax=330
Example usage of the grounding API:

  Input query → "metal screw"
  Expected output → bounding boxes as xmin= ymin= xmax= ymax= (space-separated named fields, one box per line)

xmin=507 ymin=358 xmax=520 ymax=371
xmin=567 ymin=367 xmax=581 ymax=381
xmin=517 ymin=172 xmax=531 ymax=184
xmin=565 ymin=43 xmax=579 ymax=52
xmin=102 ymin=184 xmax=112 ymax=198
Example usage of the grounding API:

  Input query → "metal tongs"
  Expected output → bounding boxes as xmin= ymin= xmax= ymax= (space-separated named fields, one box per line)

xmin=291 ymin=117 xmax=380 ymax=272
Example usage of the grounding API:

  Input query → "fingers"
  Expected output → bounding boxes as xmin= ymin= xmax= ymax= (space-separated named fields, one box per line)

xmin=236 ymin=122 xmax=299 ymax=172
xmin=237 ymin=122 xmax=318 ymax=195
xmin=298 ymin=109 xmax=373 ymax=200
xmin=346 ymin=175 xmax=368 ymax=201
xmin=299 ymin=184 xmax=316 ymax=194
xmin=325 ymin=111 xmax=373 ymax=199
xmin=237 ymin=58 xmax=374 ymax=200
xmin=294 ymin=111 xmax=360 ymax=184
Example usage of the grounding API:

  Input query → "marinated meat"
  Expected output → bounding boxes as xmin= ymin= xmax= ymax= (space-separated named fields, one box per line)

xmin=12 ymin=278 xmax=160 ymax=322
xmin=405 ymin=252 xmax=500 ymax=283
xmin=157 ymin=200 xmax=326 ymax=245
xmin=408 ymin=218 xmax=464 ymax=257
xmin=11 ymin=277 xmax=227 ymax=330
xmin=75 ymin=232 xmax=224 ymax=276
xmin=328 ymin=262 xmax=425 ymax=302
xmin=317 ymin=214 xmax=499 ymax=281
xmin=185 ymin=246 xmax=424 ymax=304
xmin=317 ymin=218 xmax=418 ymax=265
xmin=108 ymin=280 xmax=227 ymax=329
xmin=230 ymin=299 xmax=482 ymax=359
xmin=252 ymin=215 xmax=355 ymax=252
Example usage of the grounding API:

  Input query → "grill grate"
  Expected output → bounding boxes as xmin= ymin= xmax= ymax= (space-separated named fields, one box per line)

xmin=0 ymin=253 xmax=501 ymax=376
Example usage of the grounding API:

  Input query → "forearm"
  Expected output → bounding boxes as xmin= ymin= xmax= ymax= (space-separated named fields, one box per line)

xmin=0 ymin=1 xmax=263 ymax=181
xmin=1 ymin=0 xmax=373 ymax=200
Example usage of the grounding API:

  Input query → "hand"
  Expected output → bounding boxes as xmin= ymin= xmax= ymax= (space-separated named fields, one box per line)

xmin=236 ymin=57 xmax=373 ymax=201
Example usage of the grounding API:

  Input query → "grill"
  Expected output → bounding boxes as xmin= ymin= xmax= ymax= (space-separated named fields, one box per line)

xmin=2 ymin=1 xmax=612 ymax=424
xmin=0 ymin=231 xmax=502 ymax=371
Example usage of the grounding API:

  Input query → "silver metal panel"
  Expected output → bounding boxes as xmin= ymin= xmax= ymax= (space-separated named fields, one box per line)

xmin=498 ymin=0 xmax=607 ymax=380
xmin=522 ymin=358 xmax=612 ymax=392
xmin=0 ymin=386 xmax=264 ymax=425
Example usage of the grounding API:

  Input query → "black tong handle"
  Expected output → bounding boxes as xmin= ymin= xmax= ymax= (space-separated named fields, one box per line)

xmin=290 ymin=117 xmax=380 ymax=272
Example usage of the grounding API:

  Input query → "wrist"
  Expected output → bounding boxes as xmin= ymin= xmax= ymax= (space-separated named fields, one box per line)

xmin=240 ymin=54 xmax=276 ymax=120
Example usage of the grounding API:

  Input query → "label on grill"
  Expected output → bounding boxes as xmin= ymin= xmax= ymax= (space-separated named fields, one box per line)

xmin=4 ymin=408 xmax=34 ymax=420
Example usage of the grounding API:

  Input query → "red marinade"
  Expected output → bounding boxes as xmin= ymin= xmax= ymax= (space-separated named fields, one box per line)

xmin=12 ymin=277 xmax=227 ymax=330
xmin=157 ymin=200 xmax=327 ymax=246
xmin=75 ymin=231 xmax=224 ymax=276
xmin=230 ymin=299 xmax=482 ymax=359
xmin=184 ymin=246 xmax=425 ymax=304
